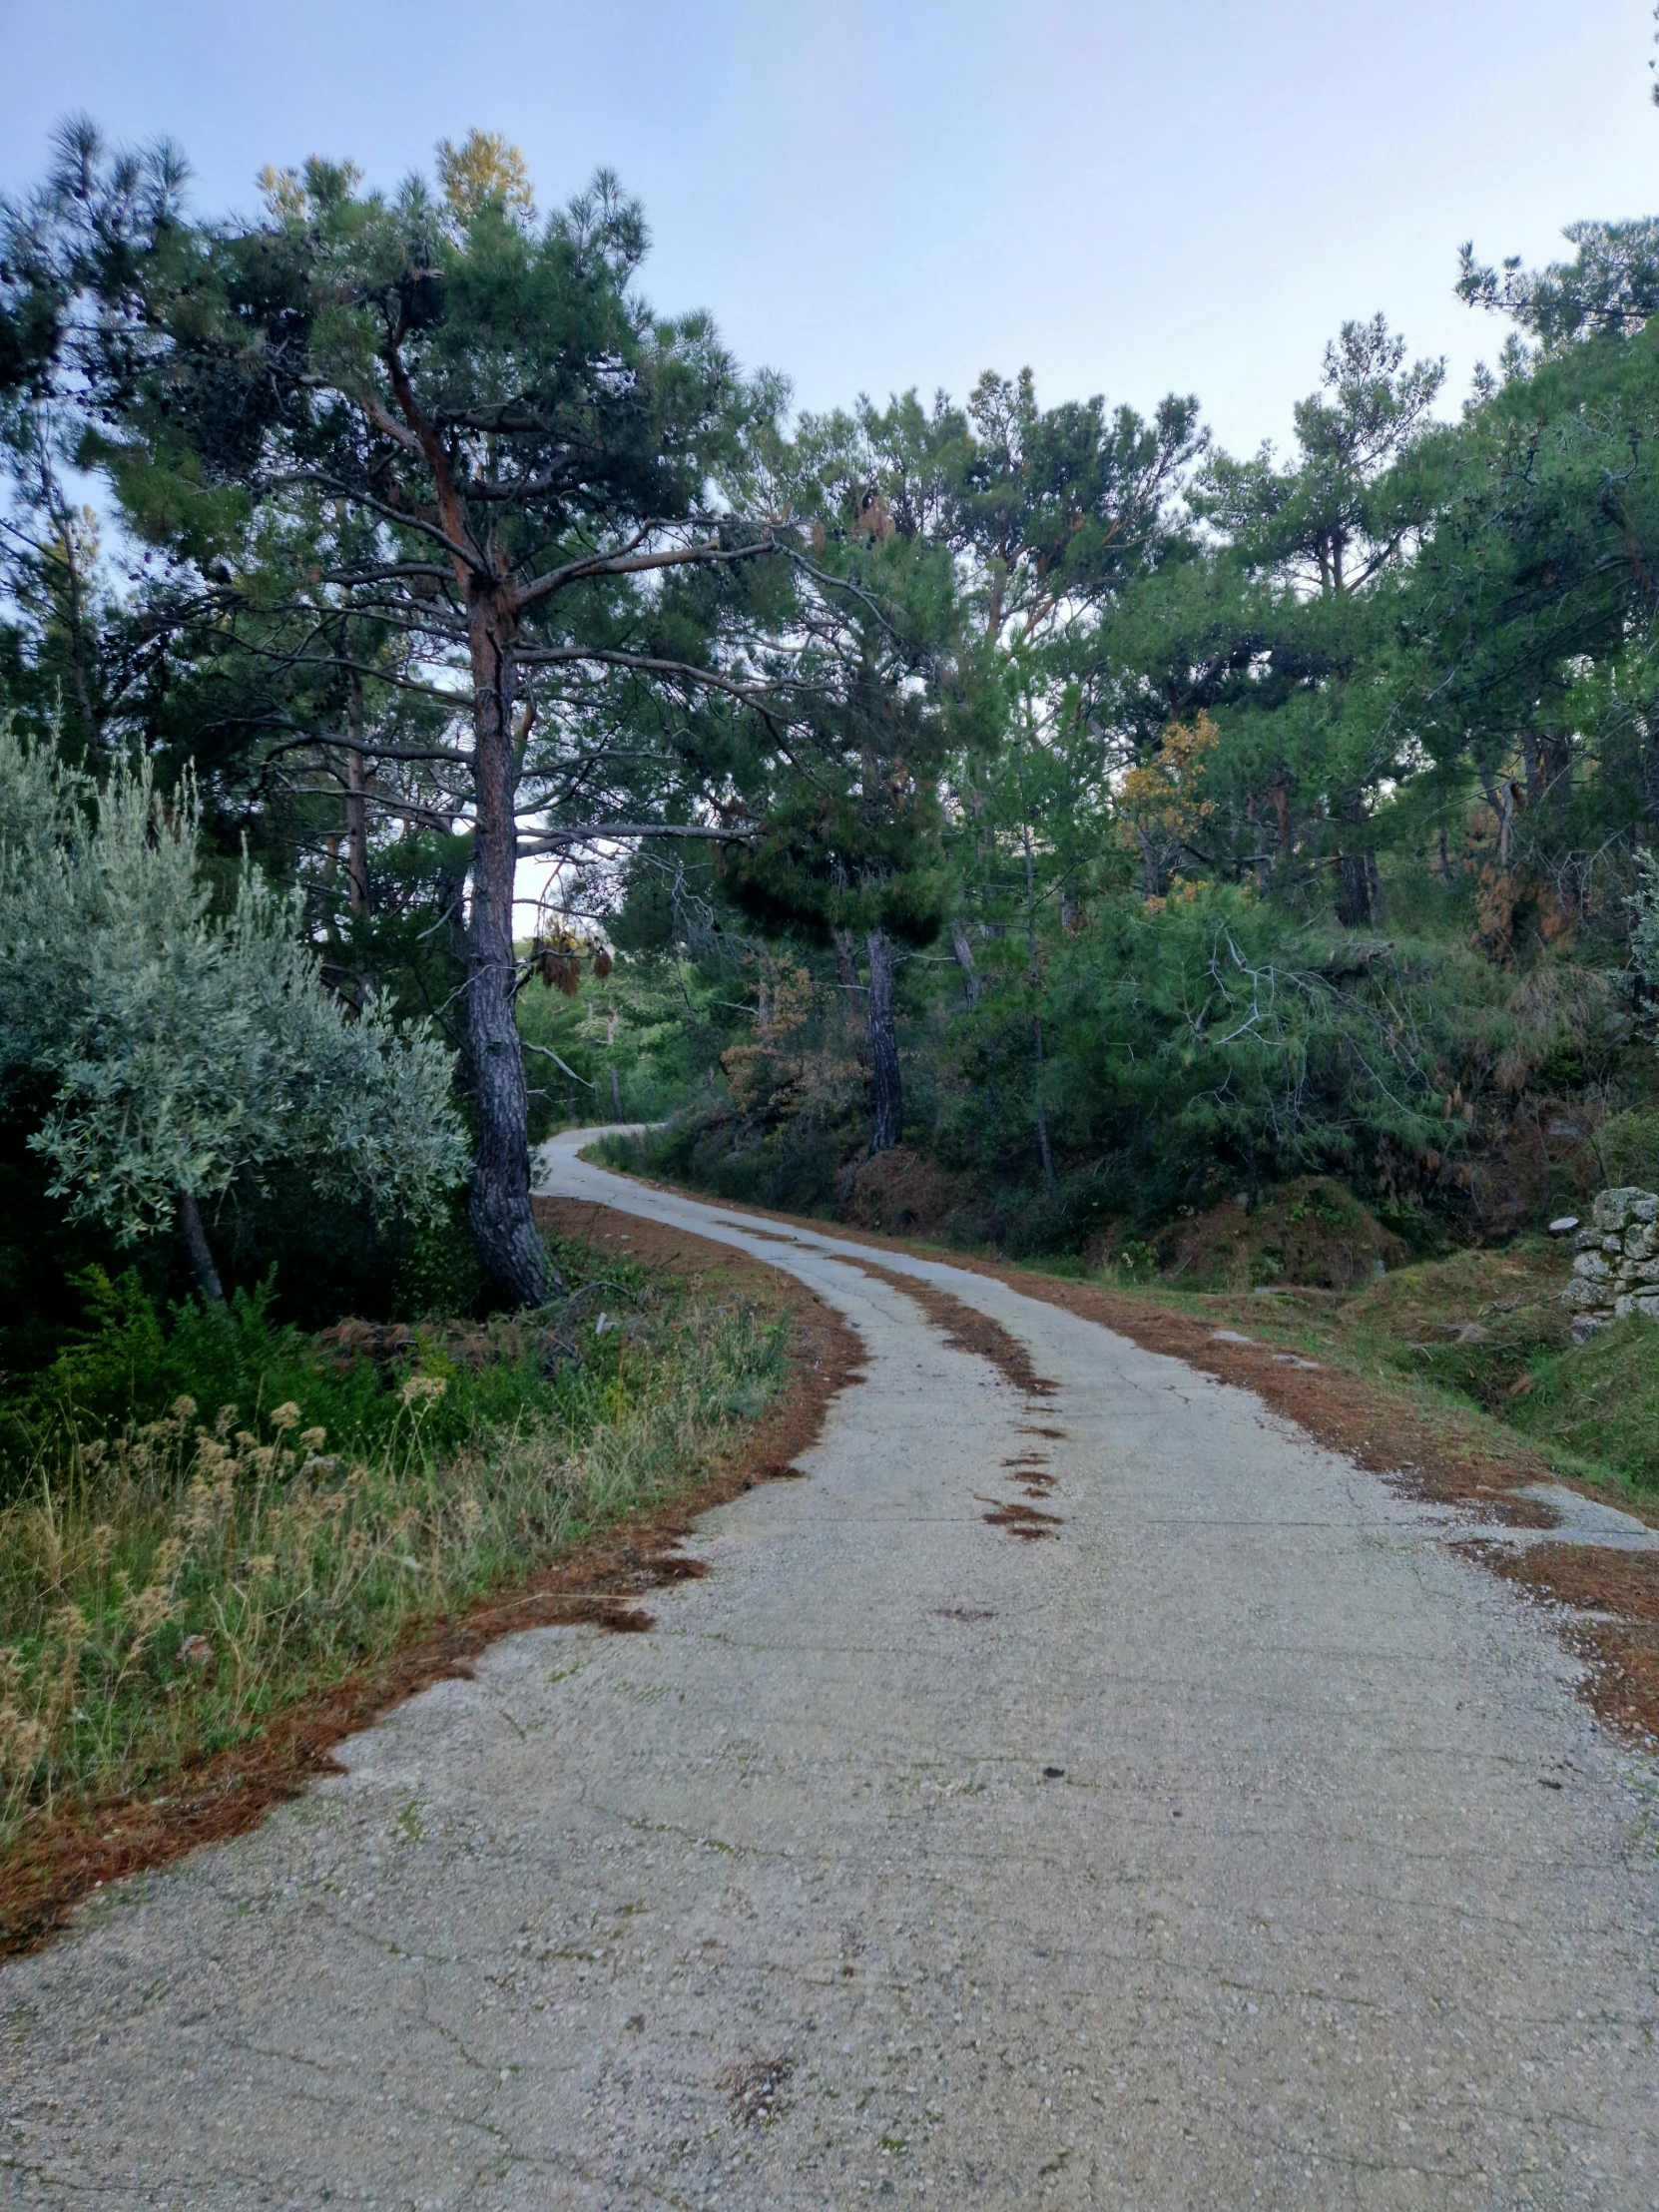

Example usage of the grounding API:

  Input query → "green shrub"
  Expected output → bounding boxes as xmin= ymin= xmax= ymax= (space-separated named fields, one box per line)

xmin=390 ymin=1187 xmax=491 ymax=1321
xmin=0 ymin=1257 xmax=789 ymax=1849
xmin=0 ymin=1229 xmax=659 ymax=1503
xmin=598 ymin=1111 xmax=847 ymax=1220
xmin=1596 ymin=1109 xmax=1659 ymax=1193
xmin=1508 ymin=1314 xmax=1659 ymax=1489
xmin=0 ymin=732 xmax=465 ymax=1282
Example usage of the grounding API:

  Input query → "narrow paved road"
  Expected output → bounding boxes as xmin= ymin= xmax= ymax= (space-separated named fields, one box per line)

xmin=4 ymin=1135 xmax=1657 ymax=2209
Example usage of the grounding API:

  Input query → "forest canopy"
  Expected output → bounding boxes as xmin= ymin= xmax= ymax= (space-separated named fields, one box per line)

xmin=3 ymin=113 xmax=1659 ymax=1332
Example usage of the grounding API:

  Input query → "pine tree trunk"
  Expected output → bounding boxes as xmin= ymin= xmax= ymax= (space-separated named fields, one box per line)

xmin=465 ymin=593 xmax=552 ymax=1307
xmin=1531 ymin=729 xmax=1570 ymax=815
xmin=1336 ymin=850 xmax=1376 ymax=927
xmin=950 ymin=918 xmax=979 ymax=1010
xmin=344 ymin=675 xmax=369 ymax=917
xmin=1270 ymin=778 xmax=1294 ymax=887
xmin=1019 ymin=823 xmax=1054 ymax=1186
xmin=1530 ymin=730 xmax=1557 ymax=818
xmin=438 ymin=853 xmax=474 ymax=1098
xmin=1334 ymin=797 xmax=1380 ymax=927
xmin=830 ymin=927 xmax=860 ymax=994
xmin=1136 ymin=828 xmax=1172 ymax=901
xmin=865 ymin=929 xmax=901 ymax=1153
xmin=178 ymin=1191 xmax=225 ymax=1305
xmin=1032 ymin=1014 xmax=1055 ymax=1190
xmin=1477 ymin=766 xmax=1517 ymax=871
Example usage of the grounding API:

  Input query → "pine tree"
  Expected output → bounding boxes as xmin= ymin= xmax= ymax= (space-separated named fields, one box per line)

xmin=3 ymin=126 xmax=778 ymax=1302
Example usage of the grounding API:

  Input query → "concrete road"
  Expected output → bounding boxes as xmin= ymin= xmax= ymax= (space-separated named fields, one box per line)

xmin=3 ymin=1132 xmax=1657 ymax=2209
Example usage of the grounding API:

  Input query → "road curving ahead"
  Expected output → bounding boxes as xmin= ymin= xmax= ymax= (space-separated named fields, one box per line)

xmin=2 ymin=1129 xmax=1655 ymax=2208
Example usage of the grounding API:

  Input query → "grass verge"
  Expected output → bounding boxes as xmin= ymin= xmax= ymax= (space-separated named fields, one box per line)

xmin=1 ymin=1218 xmax=857 ymax=1953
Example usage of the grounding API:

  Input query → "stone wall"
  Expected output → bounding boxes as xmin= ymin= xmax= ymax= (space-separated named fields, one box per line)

xmin=1566 ymin=1186 xmax=1659 ymax=1339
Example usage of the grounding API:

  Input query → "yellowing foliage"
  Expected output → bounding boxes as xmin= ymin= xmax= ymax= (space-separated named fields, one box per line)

xmin=1118 ymin=713 xmax=1220 ymax=899
xmin=435 ymin=131 xmax=534 ymax=226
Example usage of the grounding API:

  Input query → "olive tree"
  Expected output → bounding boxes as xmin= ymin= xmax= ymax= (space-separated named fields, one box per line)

xmin=0 ymin=726 xmax=466 ymax=1300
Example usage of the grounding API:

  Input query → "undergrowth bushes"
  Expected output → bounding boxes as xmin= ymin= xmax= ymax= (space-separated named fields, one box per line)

xmin=0 ymin=1235 xmax=788 ymax=1850
xmin=609 ymin=885 xmax=1654 ymax=1261
xmin=1507 ymin=1314 xmax=1659 ymax=1488
xmin=2 ymin=1264 xmax=568 ymax=1501
xmin=1597 ymin=1109 xmax=1659 ymax=1192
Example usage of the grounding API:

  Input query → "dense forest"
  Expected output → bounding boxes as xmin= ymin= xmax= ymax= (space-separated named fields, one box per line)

xmin=4 ymin=118 xmax=1659 ymax=1357
xmin=8 ymin=98 xmax=1659 ymax=1874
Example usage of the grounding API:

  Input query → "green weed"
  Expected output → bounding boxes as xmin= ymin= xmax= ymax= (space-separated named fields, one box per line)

xmin=0 ymin=1247 xmax=787 ymax=1851
xmin=1506 ymin=1314 xmax=1659 ymax=1488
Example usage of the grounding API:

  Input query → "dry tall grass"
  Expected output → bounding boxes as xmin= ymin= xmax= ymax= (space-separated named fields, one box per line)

xmin=0 ymin=1297 xmax=784 ymax=1846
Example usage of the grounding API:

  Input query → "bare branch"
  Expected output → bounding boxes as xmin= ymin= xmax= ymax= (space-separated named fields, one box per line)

xmin=514 ymin=529 xmax=775 ymax=612
xmin=261 ymin=731 xmax=471 ymax=768
xmin=356 ymin=391 xmax=425 ymax=461
xmin=522 ymin=1041 xmax=598 ymax=1091
xmin=516 ymin=822 xmax=753 ymax=854
xmin=516 ymin=643 xmax=774 ymax=704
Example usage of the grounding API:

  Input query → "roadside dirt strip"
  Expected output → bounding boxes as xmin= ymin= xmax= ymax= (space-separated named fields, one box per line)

xmin=4 ymin=1133 xmax=1658 ymax=2208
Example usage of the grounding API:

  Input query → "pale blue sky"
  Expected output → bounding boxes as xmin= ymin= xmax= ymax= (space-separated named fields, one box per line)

xmin=2 ymin=2 xmax=1655 ymax=455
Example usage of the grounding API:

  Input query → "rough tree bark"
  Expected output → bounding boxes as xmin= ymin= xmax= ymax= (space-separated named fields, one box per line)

xmin=463 ymin=586 xmax=550 ymax=1308
xmin=1136 ymin=828 xmax=1173 ymax=902
xmin=344 ymin=675 xmax=369 ymax=918
xmin=1032 ymin=1014 xmax=1056 ymax=1191
xmin=865 ymin=929 xmax=901 ymax=1154
xmin=830 ymin=927 xmax=860 ymax=994
xmin=1021 ymin=826 xmax=1055 ymax=1187
xmin=950 ymin=918 xmax=979 ymax=1010
xmin=1334 ymin=798 xmax=1382 ymax=928
xmin=1477 ymin=767 xmax=1519 ymax=874
xmin=1521 ymin=727 xmax=1571 ymax=816
xmin=178 ymin=1191 xmax=225 ymax=1305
